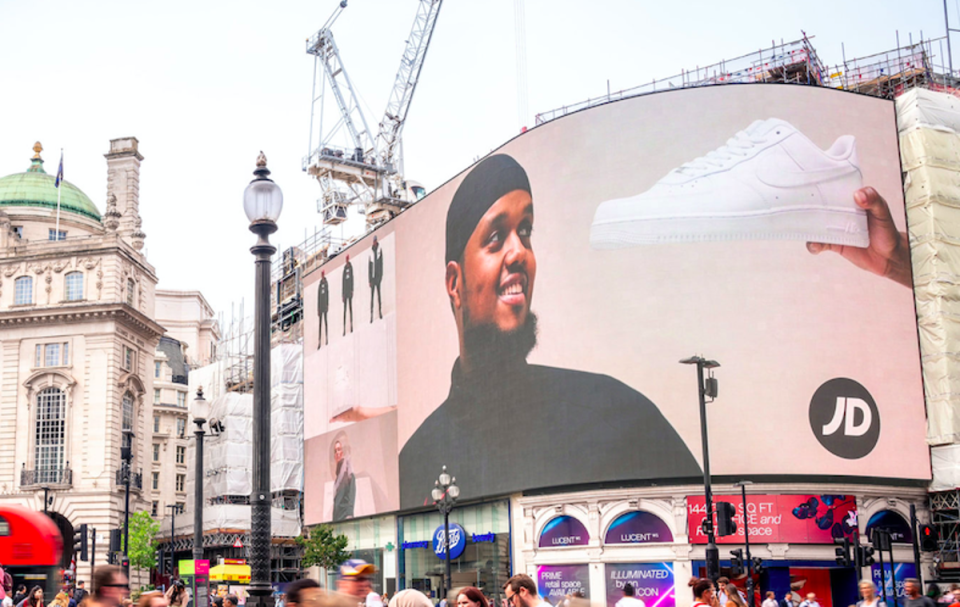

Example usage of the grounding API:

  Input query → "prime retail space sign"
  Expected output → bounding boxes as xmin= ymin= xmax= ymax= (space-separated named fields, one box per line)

xmin=605 ymin=563 xmax=674 ymax=607
xmin=687 ymin=494 xmax=857 ymax=544
xmin=536 ymin=565 xmax=590 ymax=601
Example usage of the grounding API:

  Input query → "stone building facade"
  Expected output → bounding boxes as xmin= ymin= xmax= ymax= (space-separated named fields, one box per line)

xmin=0 ymin=138 xmax=171 ymax=585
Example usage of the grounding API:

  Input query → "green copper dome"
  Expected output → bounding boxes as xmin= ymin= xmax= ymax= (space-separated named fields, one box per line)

xmin=0 ymin=144 xmax=101 ymax=221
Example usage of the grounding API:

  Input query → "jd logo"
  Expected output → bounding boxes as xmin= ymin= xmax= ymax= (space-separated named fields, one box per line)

xmin=809 ymin=378 xmax=880 ymax=459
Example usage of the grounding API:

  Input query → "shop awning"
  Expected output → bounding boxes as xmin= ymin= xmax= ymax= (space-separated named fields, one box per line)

xmin=209 ymin=563 xmax=251 ymax=583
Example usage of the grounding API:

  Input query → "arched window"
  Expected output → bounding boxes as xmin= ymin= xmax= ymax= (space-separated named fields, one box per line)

xmin=122 ymin=392 xmax=134 ymax=450
xmin=15 ymin=276 xmax=33 ymax=305
xmin=64 ymin=272 xmax=84 ymax=301
xmin=126 ymin=278 xmax=136 ymax=306
xmin=35 ymin=387 xmax=66 ymax=483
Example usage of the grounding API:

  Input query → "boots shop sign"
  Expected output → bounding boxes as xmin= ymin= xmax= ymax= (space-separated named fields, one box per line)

xmin=687 ymin=494 xmax=857 ymax=544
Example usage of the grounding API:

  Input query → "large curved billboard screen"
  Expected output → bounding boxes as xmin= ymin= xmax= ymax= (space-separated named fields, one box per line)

xmin=303 ymin=84 xmax=927 ymax=524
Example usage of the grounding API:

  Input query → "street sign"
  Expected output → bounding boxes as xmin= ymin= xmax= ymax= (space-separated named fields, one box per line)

xmin=232 ymin=537 xmax=243 ymax=548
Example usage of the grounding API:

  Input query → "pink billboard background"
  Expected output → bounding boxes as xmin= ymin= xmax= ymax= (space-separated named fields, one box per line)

xmin=687 ymin=494 xmax=858 ymax=544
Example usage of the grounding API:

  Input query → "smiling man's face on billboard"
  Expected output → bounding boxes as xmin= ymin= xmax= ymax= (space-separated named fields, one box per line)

xmin=454 ymin=189 xmax=536 ymax=334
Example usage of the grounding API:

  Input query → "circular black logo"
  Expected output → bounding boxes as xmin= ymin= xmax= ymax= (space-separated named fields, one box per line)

xmin=809 ymin=378 xmax=880 ymax=459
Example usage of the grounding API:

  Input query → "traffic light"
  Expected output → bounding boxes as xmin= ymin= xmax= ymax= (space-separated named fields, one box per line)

xmin=109 ymin=529 xmax=121 ymax=553
xmin=716 ymin=501 xmax=738 ymax=536
xmin=729 ymin=548 xmax=744 ymax=576
xmin=73 ymin=523 xmax=88 ymax=562
xmin=835 ymin=537 xmax=851 ymax=567
xmin=920 ymin=524 xmax=939 ymax=552
xmin=120 ymin=556 xmax=129 ymax=570
xmin=858 ymin=545 xmax=876 ymax=566
xmin=752 ymin=557 xmax=765 ymax=575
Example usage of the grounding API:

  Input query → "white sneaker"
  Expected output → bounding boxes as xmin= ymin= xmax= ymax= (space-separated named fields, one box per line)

xmin=589 ymin=118 xmax=868 ymax=248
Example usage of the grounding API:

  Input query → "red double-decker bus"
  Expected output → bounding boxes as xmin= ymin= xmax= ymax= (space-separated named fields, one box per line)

xmin=0 ymin=505 xmax=64 ymax=598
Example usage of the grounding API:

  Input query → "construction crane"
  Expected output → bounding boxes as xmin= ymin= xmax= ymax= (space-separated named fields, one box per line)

xmin=304 ymin=0 xmax=441 ymax=229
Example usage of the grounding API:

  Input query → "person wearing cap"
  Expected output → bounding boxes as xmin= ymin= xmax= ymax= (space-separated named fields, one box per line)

xmin=338 ymin=560 xmax=376 ymax=605
xmin=398 ymin=154 xmax=700 ymax=509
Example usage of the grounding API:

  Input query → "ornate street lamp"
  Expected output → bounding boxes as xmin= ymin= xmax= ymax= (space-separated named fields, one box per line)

xmin=244 ymin=152 xmax=282 ymax=607
xmin=121 ymin=428 xmax=135 ymax=577
xmin=193 ymin=387 xmax=208 ymax=562
xmin=432 ymin=466 xmax=460 ymax=598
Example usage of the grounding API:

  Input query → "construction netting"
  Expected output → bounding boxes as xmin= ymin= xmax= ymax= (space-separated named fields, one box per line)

xmin=171 ymin=343 xmax=304 ymax=540
xmin=898 ymin=89 xmax=960 ymax=472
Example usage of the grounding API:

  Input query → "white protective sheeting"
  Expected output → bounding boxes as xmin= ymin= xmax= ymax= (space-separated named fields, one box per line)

xmin=931 ymin=444 xmax=960 ymax=491
xmin=175 ymin=343 xmax=304 ymax=539
xmin=898 ymin=88 xmax=960 ymax=449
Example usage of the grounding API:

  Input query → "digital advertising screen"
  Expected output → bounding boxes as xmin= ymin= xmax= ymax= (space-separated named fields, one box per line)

xmin=303 ymin=83 xmax=928 ymax=524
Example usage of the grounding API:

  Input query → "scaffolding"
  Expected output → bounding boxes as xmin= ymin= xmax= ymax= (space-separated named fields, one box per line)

xmin=931 ymin=491 xmax=960 ymax=579
xmin=534 ymin=34 xmax=955 ymax=126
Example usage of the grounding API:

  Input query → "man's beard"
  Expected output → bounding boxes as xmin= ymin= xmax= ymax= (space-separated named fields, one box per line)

xmin=462 ymin=310 xmax=538 ymax=373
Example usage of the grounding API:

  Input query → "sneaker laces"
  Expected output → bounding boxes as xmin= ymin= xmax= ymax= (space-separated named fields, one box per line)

xmin=675 ymin=127 xmax=767 ymax=176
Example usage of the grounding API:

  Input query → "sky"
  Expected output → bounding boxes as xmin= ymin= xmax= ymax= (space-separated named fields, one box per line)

xmin=0 ymin=0 xmax=953 ymax=320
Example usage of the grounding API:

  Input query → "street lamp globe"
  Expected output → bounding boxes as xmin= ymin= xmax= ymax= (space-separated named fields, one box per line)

xmin=193 ymin=386 xmax=208 ymax=427
xmin=243 ymin=152 xmax=283 ymax=224
xmin=448 ymin=483 xmax=460 ymax=499
xmin=439 ymin=466 xmax=451 ymax=487
xmin=432 ymin=486 xmax=443 ymax=502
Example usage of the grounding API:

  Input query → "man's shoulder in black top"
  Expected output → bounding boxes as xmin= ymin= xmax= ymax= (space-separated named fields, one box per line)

xmin=398 ymin=361 xmax=700 ymax=509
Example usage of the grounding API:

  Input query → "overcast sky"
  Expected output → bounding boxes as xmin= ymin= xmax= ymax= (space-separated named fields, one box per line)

xmin=0 ymin=0 xmax=952 ymax=321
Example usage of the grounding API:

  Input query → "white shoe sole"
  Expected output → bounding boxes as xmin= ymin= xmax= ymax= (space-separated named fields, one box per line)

xmin=590 ymin=206 xmax=869 ymax=248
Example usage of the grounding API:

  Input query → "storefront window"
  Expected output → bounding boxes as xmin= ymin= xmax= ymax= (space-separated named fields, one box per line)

xmin=332 ymin=515 xmax=398 ymax=596
xmin=399 ymin=501 xmax=511 ymax=603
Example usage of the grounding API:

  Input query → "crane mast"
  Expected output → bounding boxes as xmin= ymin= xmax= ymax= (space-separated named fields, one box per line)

xmin=304 ymin=0 xmax=443 ymax=230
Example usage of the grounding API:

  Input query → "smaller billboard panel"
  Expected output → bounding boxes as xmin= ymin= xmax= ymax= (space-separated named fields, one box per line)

xmin=871 ymin=563 xmax=915 ymax=607
xmin=540 ymin=515 xmax=590 ymax=547
xmin=604 ymin=511 xmax=673 ymax=544
xmin=688 ymin=495 xmax=857 ymax=544
xmin=605 ymin=563 xmax=675 ymax=607
xmin=537 ymin=565 xmax=591 ymax=602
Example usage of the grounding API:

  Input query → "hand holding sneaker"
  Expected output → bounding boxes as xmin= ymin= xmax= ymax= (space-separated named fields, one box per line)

xmin=806 ymin=187 xmax=912 ymax=288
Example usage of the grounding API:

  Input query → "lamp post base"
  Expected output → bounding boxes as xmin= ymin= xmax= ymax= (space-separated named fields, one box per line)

xmin=245 ymin=593 xmax=275 ymax=607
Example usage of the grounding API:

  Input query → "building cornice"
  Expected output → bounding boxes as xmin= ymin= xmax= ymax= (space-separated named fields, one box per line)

xmin=0 ymin=302 xmax=166 ymax=340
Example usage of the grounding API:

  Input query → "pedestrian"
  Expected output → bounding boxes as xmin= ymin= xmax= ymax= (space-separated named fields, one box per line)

xmin=90 ymin=566 xmax=129 ymax=607
xmin=137 ymin=591 xmax=169 ymax=607
xmin=503 ymin=574 xmax=550 ymax=607
xmin=615 ymin=584 xmax=645 ymax=607
xmin=762 ymin=592 xmax=778 ymax=607
xmin=165 ymin=581 xmax=188 ymax=607
xmin=337 ymin=559 xmax=376 ymax=604
xmin=779 ymin=592 xmax=794 ymax=607
xmin=388 ymin=591 xmax=432 ymax=607
xmin=224 ymin=597 xmax=238 ymax=607
xmin=857 ymin=581 xmax=885 ymax=607
xmin=798 ymin=594 xmax=820 ymax=607
xmin=456 ymin=587 xmax=488 ymax=607
xmin=725 ymin=585 xmax=747 ymax=607
xmin=716 ymin=579 xmax=730 ymax=606
xmin=0 ymin=562 xmax=10 ymax=600
xmin=50 ymin=592 xmax=69 ymax=607
xmin=73 ymin=586 xmax=87 ymax=607
xmin=282 ymin=580 xmax=320 ymax=607
xmin=689 ymin=578 xmax=715 ymax=607
xmin=905 ymin=579 xmax=937 ymax=607
xmin=13 ymin=589 xmax=26 ymax=607
xmin=68 ymin=588 xmax=77 ymax=607
xmin=20 ymin=587 xmax=44 ymax=607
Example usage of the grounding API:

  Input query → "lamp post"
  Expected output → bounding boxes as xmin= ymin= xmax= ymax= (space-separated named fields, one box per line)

xmin=166 ymin=503 xmax=178 ymax=574
xmin=121 ymin=428 xmax=134 ymax=577
xmin=244 ymin=152 xmax=282 ymax=607
xmin=680 ymin=355 xmax=720 ymax=581
xmin=734 ymin=481 xmax=755 ymax=607
xmin=193 ymin=387 xmax=208 ymax=562
xmin=432 ymin=465 xmax=460 ymax=599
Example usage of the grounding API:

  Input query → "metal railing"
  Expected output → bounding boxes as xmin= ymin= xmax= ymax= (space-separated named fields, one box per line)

xmin=21 ymin=466 xmax=72 ymax=487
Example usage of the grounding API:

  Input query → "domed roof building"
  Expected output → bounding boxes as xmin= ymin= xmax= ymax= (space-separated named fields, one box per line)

xmin=0 ymin=137 xmax=163 ymax=586
xmin=0 ymin=143 xmax=102 ymax=222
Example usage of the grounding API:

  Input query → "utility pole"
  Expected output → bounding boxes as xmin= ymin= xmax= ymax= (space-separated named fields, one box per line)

xmin=681 ymin=355 xmax=721 ymax=581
